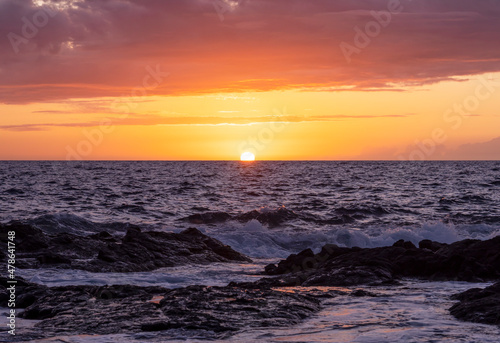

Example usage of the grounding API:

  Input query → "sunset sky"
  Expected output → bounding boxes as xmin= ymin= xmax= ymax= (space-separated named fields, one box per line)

xmin=1 ymin=0 xmax=500 ymax=160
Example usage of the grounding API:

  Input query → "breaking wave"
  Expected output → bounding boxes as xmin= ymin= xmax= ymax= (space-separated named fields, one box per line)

xmin=207 ymin=220 xmax=500 ymax=258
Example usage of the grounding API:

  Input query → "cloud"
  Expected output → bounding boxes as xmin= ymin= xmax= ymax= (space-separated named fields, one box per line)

xmin=1 ymin=0 xmax=500 ymax=103
xmin=447 ymin=136 xmax=500 ymax=160
xmin=0 ymin=112 xmax=416 ymax=131
xmin=355 ymin=136 xmax=500 ymax=160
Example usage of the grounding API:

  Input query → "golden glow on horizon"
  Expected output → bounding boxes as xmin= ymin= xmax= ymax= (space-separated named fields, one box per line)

xmin=0 ymin=73 xmax=500 ymax=160
xmin=240 ymin=152 xmax=256 ymax=161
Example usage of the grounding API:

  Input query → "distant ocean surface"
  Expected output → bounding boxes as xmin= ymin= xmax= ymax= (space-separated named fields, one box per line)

xmin=1 ymin=161 xmax=499 ymax=258
xmin=2 ymin=161 xmax=500 ymax=342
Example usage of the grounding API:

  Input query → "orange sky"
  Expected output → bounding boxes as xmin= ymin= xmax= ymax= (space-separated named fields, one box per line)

xmin=1 ymin=0 xmax=500 ymax=160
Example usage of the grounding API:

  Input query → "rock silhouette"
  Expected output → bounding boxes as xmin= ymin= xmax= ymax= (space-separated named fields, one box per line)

xmin=450 ymin=282 xmax=500 ymax=326
xmin=0 ymin=277 xmax=321 ymax=341
xmin=0 ymin=222 xmax=251 ymax=272
xmin=264 ymin=237 xmax=500 ymax=286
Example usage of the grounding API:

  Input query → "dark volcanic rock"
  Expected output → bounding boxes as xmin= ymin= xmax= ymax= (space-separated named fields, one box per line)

xmin=263 ymin=236 xmax=500 ymax=286
xmin=0 ymin=277 xmax=48 ymax=309
xmin=7 ymin=280 xmax=320 ymax=340
xmin=0 ymin=222 xmax=48 ymax=252
xmin=419 ymin=239 xmax=447 ymax=252
xmin=265 ymin=248 xmax=316 ymax=275
xmin=184 ymin=211 xmax=232 ymax=224
xmin=154 ymin=285 xmax=321 ymax=335
xmin=0 ymin=223 xmax=251 ymax=272
xmin=449 ymin=282 xmax=500 ymax=326
xmin=20 ymin=284 xmax=167 ymax=321
xmin=302 ymin=265 xmax=395 ymax=287
xmin=37 ymin=252 xmax=72 ymax=265
xmin=392 ymin=239 xmax=417 ymax=250
xmin=350 ymin=289 xmax=378 ymax=297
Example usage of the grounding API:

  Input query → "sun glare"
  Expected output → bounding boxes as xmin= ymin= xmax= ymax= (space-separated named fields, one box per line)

xmin=240 ymin=152 xmax=255 ymax=161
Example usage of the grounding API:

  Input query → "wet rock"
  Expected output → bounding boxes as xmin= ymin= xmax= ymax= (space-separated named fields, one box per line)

xmin=37 ymin=252 xmax=72 ymax=265
xmin=0 ymin=223 xmax=252 ymax=273
xmin=392 ymin=239 xmax=417 ymax=249
xmin=0 ymin=277 xmax=48 ymax=309
xmin=419 ymin=239 xmax=446 ymax=252
xmin=9 ymin=281 xmax=320 ymax=340
xmin=264 ymin=263 xmax=279 ymax=274
xmin=265 ymin=245 xmax=355 ymax=277
xmin=89 ymin=231 xmax=117 ymax=242
xmin=450 ymin=282 xmax=500 ymax=326
xmin=155 ymin=285 xmax=321 ymax=335
xmin=20 ymin=284 xmax=167 ymax=321
xmin=263 ymin=236 xmax=500 ymax=286
xmin=350 ymin=289 xmax=378 ymax=297
xmin=265 ymin=248 xmax=316 ymax=276
xmin=303 ymin=265 xmax=394 ymax=287
xmin=0 ymin=222 xmax=48 ymax=252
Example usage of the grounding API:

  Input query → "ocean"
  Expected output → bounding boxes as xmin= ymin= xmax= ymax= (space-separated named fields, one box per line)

xmin=1 ymin=161 xmax=500 ymax=342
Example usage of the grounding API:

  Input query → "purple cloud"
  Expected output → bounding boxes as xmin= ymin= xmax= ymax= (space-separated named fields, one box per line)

xmin=0 ymin=0 xmax=499 ymax=103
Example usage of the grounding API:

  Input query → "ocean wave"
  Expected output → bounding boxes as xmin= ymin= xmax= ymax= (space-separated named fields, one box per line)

xmin=27 ymin=213 xmax=135 ymax=235
xmin=333 ymin=205 xmax=391 ymax=217
xmin=207 ymin=221 xmax=500 ymax=259
xmin=17 ymin=210 xmax=500 ymax=261
xmin=181 ymin=204 xmax=398 ymax=229
xmin=183 ymin=211 xmax=232 ymax=224
xmin=113 ymin=204 xmax=147 ymax=213
xmin=4 ymin=188 xmax=25 ymax=195
xmin=236 ymin=206 xmax=298 ymax=227
xmin=181 ymin=206 xmax=299 ymax=227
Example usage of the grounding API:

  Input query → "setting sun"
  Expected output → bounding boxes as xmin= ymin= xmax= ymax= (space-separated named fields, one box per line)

xmin=2 ymin=1 xmax=500 ymax=341
xmin=240 ymin=152 xmax=256 ymax=161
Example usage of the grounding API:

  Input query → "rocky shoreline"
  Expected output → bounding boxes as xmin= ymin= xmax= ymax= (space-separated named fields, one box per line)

xmin=0 ymin=277 xmax=321 ymax=340
xmin=1 ymin=222 xmax=499 ymax=340
xmin=263 ymin=237 xmax=500 ymax=285
xmin=0 ymin=222 xmax=251 ymax=273
xmin=450 ymin=281 xmax=500 ymax=326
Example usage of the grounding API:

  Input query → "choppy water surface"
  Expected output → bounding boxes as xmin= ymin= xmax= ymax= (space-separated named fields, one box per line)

xmin=1 ymin=161 xmax=500 ymax=342
xmin=1 ymin=161 xmax=499 ymax=257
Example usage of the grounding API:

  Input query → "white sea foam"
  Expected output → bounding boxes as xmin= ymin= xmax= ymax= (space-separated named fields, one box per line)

xmin=207 ymin=221 xmax=499 ymax=258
